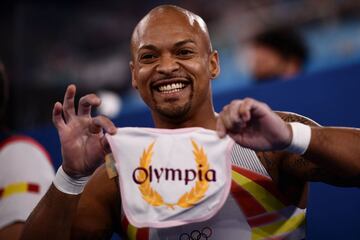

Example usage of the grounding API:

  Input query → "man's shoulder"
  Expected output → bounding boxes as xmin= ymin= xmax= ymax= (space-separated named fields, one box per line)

xmin=0 ymin=134 xmax=52 ymax=164
xmin=275 ymin=111 xmax=320 ymax=126
xmin=0 ymin=134 xmax=54 ymax=181
xmin=73 ymin=165 xmax=122 ymax=236
xmin=82 ymin=164 xmax=120 ymax=205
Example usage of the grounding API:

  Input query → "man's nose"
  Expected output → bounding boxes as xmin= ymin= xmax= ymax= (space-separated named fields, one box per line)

xmin=156 ymin=54 xmax=179 ymax=74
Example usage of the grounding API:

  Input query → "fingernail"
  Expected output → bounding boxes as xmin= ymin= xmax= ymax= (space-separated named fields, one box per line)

xmin=110 ymin=127 xmax=117 ymax=134
xmin=217 ymin=130 xmax=225 ymax=138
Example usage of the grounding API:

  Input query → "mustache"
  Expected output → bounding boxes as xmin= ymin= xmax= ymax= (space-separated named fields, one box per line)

xmin=151 ymin=73 xmax=190 ymax=82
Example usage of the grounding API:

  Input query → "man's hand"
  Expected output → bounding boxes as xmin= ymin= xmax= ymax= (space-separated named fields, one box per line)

xmin=52 ymin=84 xmax=117 ymax=178
xmin=217 ymin=98 xmax=292 ymax=151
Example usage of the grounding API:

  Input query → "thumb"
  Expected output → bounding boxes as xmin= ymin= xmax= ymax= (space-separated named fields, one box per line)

xmin=101 ymin=136 xmax=112 ymax=154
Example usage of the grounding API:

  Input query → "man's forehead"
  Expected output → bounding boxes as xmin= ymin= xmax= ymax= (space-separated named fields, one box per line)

xmin=132 ymin=6 xmax=209 ymax=48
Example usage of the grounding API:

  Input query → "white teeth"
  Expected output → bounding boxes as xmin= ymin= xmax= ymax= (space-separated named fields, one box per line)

xmin=158 ymin=83 xmax=185 ymax=93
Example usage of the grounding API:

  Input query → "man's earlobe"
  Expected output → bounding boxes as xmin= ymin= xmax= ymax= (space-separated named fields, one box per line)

xmin=132 ymin=79 xmax=138 ymax=90
xmin=211 ymin=72 xmax=217 ymax=79
xmin=129 ymin=61 xmax=138 ymax=89
xmin=209 ymin=51 xmax=220 ymax=79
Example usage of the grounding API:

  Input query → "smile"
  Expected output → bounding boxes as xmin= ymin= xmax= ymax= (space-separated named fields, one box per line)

xmin=152 ymin=79 xmax=191 ymax=94
xmin=158 ymin=82 xmax=186 ymax=93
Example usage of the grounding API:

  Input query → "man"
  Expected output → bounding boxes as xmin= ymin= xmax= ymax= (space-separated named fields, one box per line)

xmin=0 ymin=60 xmax=54 ymax=240
xmin=247 ymin=27 xmax=308 ymax=82
xmin=22 ymin=5 xmax=359 ymax=240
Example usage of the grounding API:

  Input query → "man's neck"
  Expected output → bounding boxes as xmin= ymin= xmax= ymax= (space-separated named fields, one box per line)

xmin=153 ymin=111 xmax=217 ymax=130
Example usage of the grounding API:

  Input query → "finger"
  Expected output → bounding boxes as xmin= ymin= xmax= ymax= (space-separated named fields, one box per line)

xmin=90 ymin=115 xmax=117 ymax=135
xmin=52 ymin=102 xmax=66 ymax=131
xmin=101 ymin=137 xmax=112 ymax=154
xmin=216 ymin=116 xmax=227 ymax=138
xmin=78 ymin=94 xmax=101 ymax=116
xmin=238 ymin=98 xmax=253 ymax=123
xmin=219 ymin=105 xmax=234 ymax=131
xmin=229 ymin=100 xmax=243 ymax=126
xmin=62 ymin=84 xmax=77 ymax=122
xmin=249 ymin=99 xmax=271 ymax=118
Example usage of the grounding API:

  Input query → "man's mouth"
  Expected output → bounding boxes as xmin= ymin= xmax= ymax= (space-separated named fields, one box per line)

xmin=152 ymin=80 xmax=191 ymax=94
xmin=157 ymin=82 xmax=187 ymax=93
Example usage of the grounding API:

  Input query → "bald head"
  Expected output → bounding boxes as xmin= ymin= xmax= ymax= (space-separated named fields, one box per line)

xmin=131 ymin=5 xmax=212 ymax=59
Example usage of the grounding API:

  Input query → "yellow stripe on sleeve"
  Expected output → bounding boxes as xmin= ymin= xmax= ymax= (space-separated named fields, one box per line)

xmin=232 ymin=171 xmax=284 ymax=212
xmin=2 ymin=182 xmax=28 ymax=198
xmin=127 ymin=224 xmax=138 ymax=240
xmin=251 ymin=212 xmax=306 ymax=240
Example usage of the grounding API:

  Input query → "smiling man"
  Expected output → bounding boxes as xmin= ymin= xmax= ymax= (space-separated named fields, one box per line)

xmin=130 ymin=7 xmax=219 ymax=128
xmin=22 ymin=5 xmax=360 ymax=240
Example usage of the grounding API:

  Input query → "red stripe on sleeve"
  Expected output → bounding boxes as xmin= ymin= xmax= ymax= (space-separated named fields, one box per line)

xmin=247 ymin=211 xmax=281 ymax=227
xmin=231 ymin=180 xmax=267 ymax=217
xmin=27 ymin=183 xmax=40 ymax=193
xmin=232 ymin=166 xmax=290 ymax=205
xmin=136 ymin=227 xmax=149 ymax=240
xmin=121 ymin=215 xmax=130 ymax=233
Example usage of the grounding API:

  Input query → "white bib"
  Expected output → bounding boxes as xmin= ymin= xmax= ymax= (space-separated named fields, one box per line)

xmin=106 ymin=127 xmax=234 ymax=228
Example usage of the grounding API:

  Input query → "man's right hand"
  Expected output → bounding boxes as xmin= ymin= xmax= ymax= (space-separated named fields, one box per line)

xmin=52 ymin=84 xmax=117 ymax=178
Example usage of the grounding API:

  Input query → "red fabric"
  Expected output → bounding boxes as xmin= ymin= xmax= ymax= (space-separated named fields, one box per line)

xmin=231 ymin=180 xmax=267 ymax=217
xmin=232 ymin=165 xmax=290 ymax=205
xmin=27 ymin=183 xmax=40 ymax=193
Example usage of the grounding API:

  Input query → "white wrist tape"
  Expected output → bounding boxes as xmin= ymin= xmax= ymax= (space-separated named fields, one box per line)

xmin=53 ymin=166 xmax=90 ymax=195
xmin=285 ymin=122 xmax=312 ymax=155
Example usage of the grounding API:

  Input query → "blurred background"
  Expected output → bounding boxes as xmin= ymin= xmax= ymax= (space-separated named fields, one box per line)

xmin=1 ymin=0 xmax=360 ymax=239
xmin=1 ymin=0 xmax=360 ymax=129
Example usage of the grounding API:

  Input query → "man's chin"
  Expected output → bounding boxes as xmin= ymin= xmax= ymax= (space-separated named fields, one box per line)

xmin=155 ymin=103 xmax=191 ymax=122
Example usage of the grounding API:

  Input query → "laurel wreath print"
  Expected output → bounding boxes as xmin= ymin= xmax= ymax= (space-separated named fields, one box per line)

xmin=137 ymin=139 xmax=210 ymax=209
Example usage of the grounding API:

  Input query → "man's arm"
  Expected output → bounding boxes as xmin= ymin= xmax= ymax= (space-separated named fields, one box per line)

xmin=21 ymin=166 xmax=120 ymax=240
xmin=277 ymin=112 xmax=360 ymax=186
xmin=0 ymin=223 xmax=23 ymax=240
xmin=217 ymin=98 xmax=360 ymax=187
xmin=71 ymin=165 xmax=121 ymax=239
xmin=21 ymin=185 xmax=80 ymax=239
xmin=21 ymin=85 xmax=118 ymax=239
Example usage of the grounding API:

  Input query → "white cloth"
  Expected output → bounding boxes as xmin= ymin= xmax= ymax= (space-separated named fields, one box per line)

xmin=0 ymin=136 xmax=54 ymax=229
xmin=106 ymin=127 xmax=234 ymax=228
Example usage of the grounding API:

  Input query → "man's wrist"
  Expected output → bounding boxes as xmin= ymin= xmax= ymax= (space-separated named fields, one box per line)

xmin=53 ymin=166 xmax=91 ymax=195
xmin=284 ymin=122 xmax=312 ymax=155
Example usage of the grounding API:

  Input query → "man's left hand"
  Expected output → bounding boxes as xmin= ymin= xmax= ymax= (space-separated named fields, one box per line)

xmin=216 ymin=98 xmax=292 ymax=151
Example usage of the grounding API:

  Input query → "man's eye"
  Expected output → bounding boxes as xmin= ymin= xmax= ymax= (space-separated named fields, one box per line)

xmin=141 ymin=54 xmax=156 ymax=60
xmin=178 ymin=49 xmax=193 ymax=56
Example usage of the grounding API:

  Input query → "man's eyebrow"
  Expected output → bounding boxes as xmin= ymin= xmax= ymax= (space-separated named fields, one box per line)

xmin=138 ymin=39 xmax=196 ymax=52
xmin=174 ymin=39 xmax=196 ymax=48
xmin=138 ymin=44 xmax=158 ymax=53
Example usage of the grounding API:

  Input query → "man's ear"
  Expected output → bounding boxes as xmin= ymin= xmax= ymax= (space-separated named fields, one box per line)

xmin=129 ymin=61 xmax=138 ymax=89
xmin=209 ymin=50 xmax=220 ymax=80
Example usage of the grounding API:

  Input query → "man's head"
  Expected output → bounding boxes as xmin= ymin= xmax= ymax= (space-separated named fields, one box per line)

xmin=248 ymin=27 xmax=308 ymax=82
xmin=130 ymin=5 xmax=220 ymax=127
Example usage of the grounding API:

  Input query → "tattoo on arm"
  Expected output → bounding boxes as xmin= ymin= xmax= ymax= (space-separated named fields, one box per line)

xmin=281 ymin=139 xmax=353 ymax=186
xmin=275 ymin=111 xmax=320 ymax=126
xmin=265 ymin=112 xmax=358 ymax=186
xmin=274 ymin=112 xmax=333 ymax=181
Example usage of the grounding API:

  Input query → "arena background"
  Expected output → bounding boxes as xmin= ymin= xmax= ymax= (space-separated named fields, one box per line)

xmin=25 ymin=62 xmax=360 ymax=240
xmin=1 ymin=0 xmax=359 ymax=239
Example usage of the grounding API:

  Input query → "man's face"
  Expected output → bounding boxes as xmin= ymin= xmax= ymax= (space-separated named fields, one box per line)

xmin=130 ymin=10 xmax=219 ymax=122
